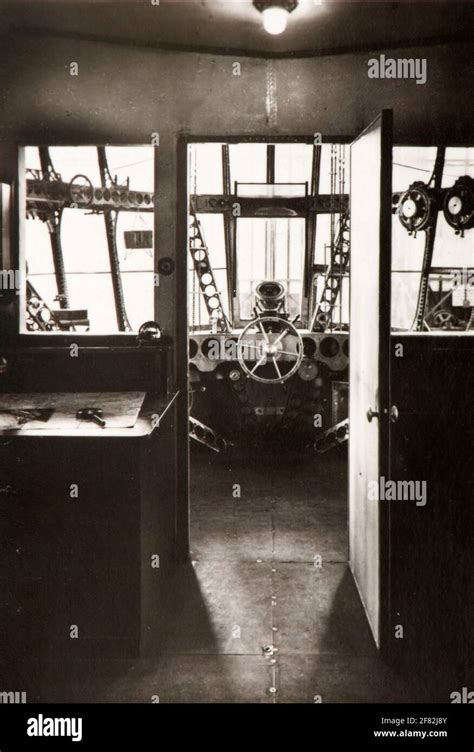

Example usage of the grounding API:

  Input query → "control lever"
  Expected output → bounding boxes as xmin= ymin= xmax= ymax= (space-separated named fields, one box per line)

xmin=76 ymin=407 xmax=106 ymax=428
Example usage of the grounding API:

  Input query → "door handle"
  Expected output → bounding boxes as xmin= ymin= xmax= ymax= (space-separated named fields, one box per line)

xmin=367 ymin=407 xmax=379 ymax=422
xmin=367 ymin=406 xmax=399 ymax=423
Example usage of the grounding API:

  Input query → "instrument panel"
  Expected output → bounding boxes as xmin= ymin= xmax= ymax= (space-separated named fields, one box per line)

xmin=189 ymin=331 xmax=349 ymax=376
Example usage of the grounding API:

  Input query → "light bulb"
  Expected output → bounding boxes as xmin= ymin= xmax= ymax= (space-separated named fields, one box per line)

xmin=262 ymin=6 xmax=289 ymax=35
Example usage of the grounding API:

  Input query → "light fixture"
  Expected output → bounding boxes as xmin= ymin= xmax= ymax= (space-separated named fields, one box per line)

xmin=253 ymin=1 xmax=298 ymax=35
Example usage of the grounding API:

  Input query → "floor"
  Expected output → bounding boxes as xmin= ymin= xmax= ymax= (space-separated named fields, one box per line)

xmin=16 ymin=440 xmax=423 ymax=703
xmin=15 ymin=443 xmax=429 ymax=703
xmin=175 ymin=444 xmax=425 ymax=703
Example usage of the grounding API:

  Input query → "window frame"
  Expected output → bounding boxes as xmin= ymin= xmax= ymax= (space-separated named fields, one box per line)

xmin=16 ymin=144 xmax=158 ymax=345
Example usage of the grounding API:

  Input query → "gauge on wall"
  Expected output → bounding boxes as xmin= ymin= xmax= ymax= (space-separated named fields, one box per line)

xmin=397 ymin=181 xmax=438 ymax=235
xmin=443 ymin=176 xmax=474 ymax=236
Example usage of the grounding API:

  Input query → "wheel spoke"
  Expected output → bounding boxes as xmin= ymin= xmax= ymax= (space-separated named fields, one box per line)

xmin=273 ymin=326 xmax=290 ymax=347
xmin=272 ymin=356 xmax=283 ymax=381
xmin=250 ymin=353 xmax=267 ymax=375
xmin=257 ymin=321 xmax=270 ymax=344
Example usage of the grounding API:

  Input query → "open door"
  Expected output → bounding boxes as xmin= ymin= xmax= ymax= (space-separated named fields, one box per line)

xmin=349 ymin=110 xmax=393 ymax=649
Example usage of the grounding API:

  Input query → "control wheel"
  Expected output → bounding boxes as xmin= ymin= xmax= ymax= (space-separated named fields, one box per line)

xmin=237 ymin=316 xmax=303 ymax=384
xmin=69 ymin=174 xmax=94 ymax=207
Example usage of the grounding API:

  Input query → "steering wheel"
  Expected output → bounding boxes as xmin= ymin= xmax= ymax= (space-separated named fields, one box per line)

xmin=237 ymin=316 xmax=303 ymax=384
xmin=69 ymin=174 xmax=94 ymax=207
xmin=432 ymin=309 xmax=458 ymax=330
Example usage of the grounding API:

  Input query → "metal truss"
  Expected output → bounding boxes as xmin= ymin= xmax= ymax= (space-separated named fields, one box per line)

xmin=189 ymin=202 xmax=231 ymax=333
xmin=412 ymin=147 xmax=446 ymax=331
xmin=311 ymin=210 xmax=350 ymax=332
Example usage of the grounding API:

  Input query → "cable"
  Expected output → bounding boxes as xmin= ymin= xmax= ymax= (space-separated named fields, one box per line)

xmin=393 ymin=162 xmax=464 ymax=180
xmin=107 ymin=157 xmax=154 ymax=172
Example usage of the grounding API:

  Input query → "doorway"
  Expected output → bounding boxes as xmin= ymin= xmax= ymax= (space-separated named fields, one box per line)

xmin=176 ymin=134 xmax=419 ymax=702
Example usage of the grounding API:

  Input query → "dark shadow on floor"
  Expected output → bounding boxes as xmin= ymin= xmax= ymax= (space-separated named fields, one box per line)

xmin=276 ymin=565 xmax=429 ymax=703
xmin=8 ymin=442 xmax=436 ymax=703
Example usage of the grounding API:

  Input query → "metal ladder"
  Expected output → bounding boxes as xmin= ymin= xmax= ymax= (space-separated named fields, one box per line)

xmin=189 ymin=203 xmax=230 ymax=332
xmin=311 ymin=211 xmax=350 ymax=331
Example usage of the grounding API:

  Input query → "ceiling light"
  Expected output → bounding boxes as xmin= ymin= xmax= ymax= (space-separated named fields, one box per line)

xmin=262 ymin=6 xmax=289 ymax=34
xmin=253 ymin=1 xmax=298 ymax=36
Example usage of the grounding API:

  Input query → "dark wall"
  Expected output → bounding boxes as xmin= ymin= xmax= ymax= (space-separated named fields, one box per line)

xmin=0 ymin=35 xmax=472 ymax=336
xmin=390 ymin=336 xmax=474 ymax=693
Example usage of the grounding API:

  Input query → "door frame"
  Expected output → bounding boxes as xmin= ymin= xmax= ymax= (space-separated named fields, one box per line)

xmin=175 ymin=132 xmax=353 ymax=562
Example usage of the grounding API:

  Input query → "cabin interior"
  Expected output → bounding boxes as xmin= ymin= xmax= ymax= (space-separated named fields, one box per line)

xmin=0 ymin=0 xmax=472 ymax=704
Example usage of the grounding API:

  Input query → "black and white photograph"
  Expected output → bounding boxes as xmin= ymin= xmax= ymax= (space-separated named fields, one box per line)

xmin=0 ymin=0 xmax=472 ymax=746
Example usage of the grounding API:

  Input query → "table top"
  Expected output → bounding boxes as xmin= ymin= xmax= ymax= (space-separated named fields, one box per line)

xmin=0 ymin=391 xmax=179 ymax=438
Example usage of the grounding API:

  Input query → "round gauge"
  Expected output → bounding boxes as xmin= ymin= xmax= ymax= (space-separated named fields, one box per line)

xmin=398 ymin=182 xmax=435 ymax=234
xmin=298 ymin=359 xmax=319 ymax=381
xmin=443 ymin=176 xmax=474 ymax=232
xmin=447 ymin=195 xmax=463 ymax=216
xmin=401 ymin=198 xmax=417 ymax=218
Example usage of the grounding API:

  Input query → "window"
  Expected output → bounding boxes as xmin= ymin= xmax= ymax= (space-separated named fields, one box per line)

xmin=391 ymin=146 xmax=474 ymax=332
xmin=22 ymin=145 xmax=155 ymax=334
xmin=236 ymin=217 xmax=305 ymax=320
xmin=187 ymin=140 xmax=349 ymax=331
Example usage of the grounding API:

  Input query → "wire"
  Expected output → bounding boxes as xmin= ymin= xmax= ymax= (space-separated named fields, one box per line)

xmin=393 ymin=162 xmax=463 ymax=180
xmin=107 ymin=157 xmax=154 ymax=172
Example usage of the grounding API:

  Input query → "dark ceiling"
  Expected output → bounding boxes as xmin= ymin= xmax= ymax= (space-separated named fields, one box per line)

xmin=0 ymin=0 xmax=471 ymax=57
